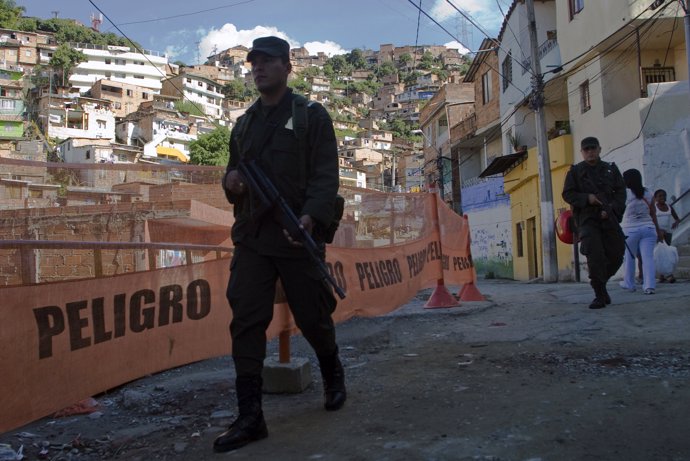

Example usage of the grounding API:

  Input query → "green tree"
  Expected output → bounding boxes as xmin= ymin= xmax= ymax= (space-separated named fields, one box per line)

xmin=375 ymin=61 xmax=396 ymax=78
xmin=326 ymin=55 xmax=352 ymax=76
xmin=419 ymin=51 xmax=435 ymax=70
xmin=398 ymin=53 xmax=412 ymax=68
xmin=222 ymin=79 xmax=249 ymax=101
xmin=49 ymin=44 xmax=87 ymax=86
xmin=174 ymin=100 xmax=205 ymax=116
xmin=288 ymin=77 xmax=310 ymax=93
xmin=189 ymin=126 xmax=230 ymax=166
xmin=432 ymin=68 xmax=448 ymax=82
xmin=0 ymin=0 xmax=24 ymax=29
xmin=346 ymin=49 xmax=366 ymax=69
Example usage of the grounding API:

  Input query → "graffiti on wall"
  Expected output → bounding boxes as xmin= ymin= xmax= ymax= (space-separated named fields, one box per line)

xmin=462 ymin=176 xmax=513 ymax=278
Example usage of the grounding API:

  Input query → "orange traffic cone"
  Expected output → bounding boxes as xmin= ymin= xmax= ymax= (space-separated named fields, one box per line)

xmin=457 ymin=214 xmax=486 ymax=302
xmin=458 ymin=281 xmax=486 ymax=301
xmin=424 ymin=279 xmax=460 ymax=309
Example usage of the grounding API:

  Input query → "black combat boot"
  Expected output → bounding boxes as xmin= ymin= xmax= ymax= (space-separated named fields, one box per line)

xmin=213 ymin=376 xmax=268 ymax=452
xmin=601 ymin=282 xmax=611 ymax=304
xmin=318 ymin=349 xmax=347 ymax=411
xmin=589 ymin=280 xmax=606 ymax=309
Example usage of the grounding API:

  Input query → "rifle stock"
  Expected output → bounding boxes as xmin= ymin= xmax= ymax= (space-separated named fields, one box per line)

xmin=237 ymin=160 xmax=346 ymax=299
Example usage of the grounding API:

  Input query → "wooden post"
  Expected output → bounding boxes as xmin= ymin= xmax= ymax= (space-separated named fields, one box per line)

xmin=94 ymin=249 xmax=103 ymax=278
xmin=279 ymin=331 xmax=290 ymax=363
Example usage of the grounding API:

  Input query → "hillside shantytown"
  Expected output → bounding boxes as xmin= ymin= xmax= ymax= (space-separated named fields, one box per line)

xmin=1 ymin=0 xmax=689 ymax=283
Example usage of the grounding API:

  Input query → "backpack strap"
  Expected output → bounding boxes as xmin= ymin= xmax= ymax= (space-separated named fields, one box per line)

xmin=292 ymin=94 xmax=309 ymax=189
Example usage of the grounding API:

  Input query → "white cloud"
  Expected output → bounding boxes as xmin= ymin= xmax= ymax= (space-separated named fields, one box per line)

xmin=444 ymin=40 xmax=470 ymax=55
xmin=198 ymin=24 xmax=299 ymax=63
xmin=164 ymin=44 xmax=188 ymax=60
xmin=196 ymin=23 xmax=349 ymax=63
xmin=303 ymin=40 xmax=349 ymax=57
xmin=429 ymin=0 xmax=457 ymax=21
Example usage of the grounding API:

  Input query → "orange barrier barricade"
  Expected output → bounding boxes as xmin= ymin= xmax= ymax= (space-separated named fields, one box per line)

xmin=1 ymin=169 xmax=481 ymax=432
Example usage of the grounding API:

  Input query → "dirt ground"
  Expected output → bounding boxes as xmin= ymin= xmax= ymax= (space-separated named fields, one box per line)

xmin=2 ymin=279 xmax=690 ymax=461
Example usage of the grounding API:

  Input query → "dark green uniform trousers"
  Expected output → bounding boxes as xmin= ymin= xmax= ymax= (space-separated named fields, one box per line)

xmin=226 ymin=244 xmax=338 ymax=378
xmin=578 ymin=222 xmax=626 ymax=284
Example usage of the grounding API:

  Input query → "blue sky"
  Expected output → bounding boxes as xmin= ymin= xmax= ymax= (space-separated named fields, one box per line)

xmin=18 ymin=0 xmax=508 ymax=64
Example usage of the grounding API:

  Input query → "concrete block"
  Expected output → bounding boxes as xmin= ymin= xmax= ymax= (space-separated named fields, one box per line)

xmin=262 ymin=356 xmax=312 ymax=394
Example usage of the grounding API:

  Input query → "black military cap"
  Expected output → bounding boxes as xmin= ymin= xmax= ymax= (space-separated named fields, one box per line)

xmin=247 ymin=36 xmax=290 ymax=62
xmin=581 ymin=136 xmax=600 ymax=149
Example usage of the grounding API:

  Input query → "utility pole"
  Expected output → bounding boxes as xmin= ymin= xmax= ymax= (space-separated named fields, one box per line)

xmin=682 ymin=1 xmax=690 ymax=97
xmin=526 ymin=0 xmax=558 ymax=282
xmin=437 ymin=147 xmax=445 ymax=203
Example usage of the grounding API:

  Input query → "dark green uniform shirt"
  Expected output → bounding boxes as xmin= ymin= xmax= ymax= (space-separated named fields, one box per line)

xmin=562 ymin=160 xmax=626 ymax=229
xmin=223 ymin=89 xmax=339 ymax=257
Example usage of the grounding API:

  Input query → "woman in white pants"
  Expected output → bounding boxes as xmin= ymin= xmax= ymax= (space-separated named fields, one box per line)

xmin=620 ymin=169 xmax=662 ymax=294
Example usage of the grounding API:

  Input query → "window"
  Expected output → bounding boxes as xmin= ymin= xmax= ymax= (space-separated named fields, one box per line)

xmin=97 ymin=120 xmax=107 ymax=129
xmin=482 ymin=71 xmax=492 ymax=104
xmin=580 ymin=80 xmax=591 ymax=113
xmin=516 ymin=222 xmax=524 ymax=257
xmin=502 ymin=52 xmax=512 ymax=92
xmin=186 ymin=78 xmax=192 ymax=83
xmin=86 ymin=150 xmax=91 ymax=159
xmin=142 ymin=92 xmax=149 ymax=100
xmin=105 ymin=59 xmax=111 ymax=65
xmin=569 ymin=0 xmax=584 ymax=19
xmin=25 ymin=50 xmax=31 ymax=57
xmin=126 ymin=89 xmax=133 ymax=96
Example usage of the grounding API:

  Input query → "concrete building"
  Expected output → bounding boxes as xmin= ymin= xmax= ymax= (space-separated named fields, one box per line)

xmin=37 ymin=87 xmax=116 ymax=142
xmin=88 ymin=79 xmax=160 ymax=119
xmin=161 ymin=72 xmax=224 ymax=120
xmin=419 ymin=83 xmax=474 ymax=205
xmin=68 ymin=43 xmax=168 ymax=94
xmin=449 ymin=38 xmax=513 ymax=279
xmin=116 ymin=98 xmax=199 ymax=162
xmin=0 ymin=67 xmax=25 ymax=142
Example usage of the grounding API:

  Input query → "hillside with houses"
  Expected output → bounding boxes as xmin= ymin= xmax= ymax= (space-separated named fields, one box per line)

xmin=2 ymin=0 xmax=689 ymax=283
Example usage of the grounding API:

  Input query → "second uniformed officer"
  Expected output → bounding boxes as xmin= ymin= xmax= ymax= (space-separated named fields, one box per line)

xmin=562 ymin=136 xmax=626 ymax=309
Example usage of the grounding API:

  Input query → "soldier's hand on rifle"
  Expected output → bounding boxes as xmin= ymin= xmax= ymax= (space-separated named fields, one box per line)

xmin=224 ymin=170 xmax=247 ymax=195
xmin=283 ymin=214 xmax=314 ymax=246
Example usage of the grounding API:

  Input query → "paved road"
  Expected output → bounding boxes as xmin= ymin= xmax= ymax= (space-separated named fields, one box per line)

xmin=2 ymin=278 xmax=689 ymax=461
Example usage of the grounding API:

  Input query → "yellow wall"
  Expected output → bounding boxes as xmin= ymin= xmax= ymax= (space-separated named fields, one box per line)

xmin=504 ymin=135 xmax=575 ymax=281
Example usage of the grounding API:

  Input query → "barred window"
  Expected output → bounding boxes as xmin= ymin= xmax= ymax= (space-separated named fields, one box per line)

xmin=502 ymin=53 xmax=512 ymax=92
xmin=580 ymin=80 xmax=591 ymax=113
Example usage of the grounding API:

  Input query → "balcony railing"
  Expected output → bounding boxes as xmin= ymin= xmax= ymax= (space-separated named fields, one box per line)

xmin=451 ymin=113 xmax=477 ymax=140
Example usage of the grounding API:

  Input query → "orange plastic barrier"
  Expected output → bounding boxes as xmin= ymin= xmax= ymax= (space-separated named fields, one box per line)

xmin=0 ymin=191 xmax=479 ymax=433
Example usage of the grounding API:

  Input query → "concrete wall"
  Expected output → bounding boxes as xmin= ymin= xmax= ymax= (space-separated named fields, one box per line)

xmin=461 ymin=176 xmax=513 ymax=279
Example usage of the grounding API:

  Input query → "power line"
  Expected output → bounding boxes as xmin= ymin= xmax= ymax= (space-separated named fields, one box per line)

xmin=88 ymin=0 xmax=223 ymax=130
xmin=114 ymin=0 xmax=256 ymax=26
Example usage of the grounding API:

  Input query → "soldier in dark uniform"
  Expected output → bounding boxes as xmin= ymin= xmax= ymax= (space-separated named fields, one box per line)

xmin=562 ymin=136 xmax=626 ymax=309
xmin=215 ymin=36 xmax=345 ymax=452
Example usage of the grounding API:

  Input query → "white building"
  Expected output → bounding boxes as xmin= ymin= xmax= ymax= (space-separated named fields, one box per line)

xmin=497 ymin=0 xmax=564 ymax=156
xmin=161 ymin=72 xmax=225 ymax=120
xmin=556 ymin=0 xmax=689 ymax=237
xmin=68 ymin=43 xmax=167 ymax=94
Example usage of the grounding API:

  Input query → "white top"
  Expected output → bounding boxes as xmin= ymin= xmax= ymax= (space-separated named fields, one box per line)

xmin=622 ymin=189 xmax=654 ymax=230
xmin=655 ymin=203 xmax=674 ymax=231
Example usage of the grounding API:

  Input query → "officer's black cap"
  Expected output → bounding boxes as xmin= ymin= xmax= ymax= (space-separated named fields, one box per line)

xmin=581 ymin=136 xmax=600 ymax=149
xmin=247 ymin=36 xmax=290 ymax=62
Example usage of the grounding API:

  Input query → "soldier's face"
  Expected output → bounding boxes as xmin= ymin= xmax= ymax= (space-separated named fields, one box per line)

xmin=250 ymin=54 xmax=291 ymax=94
xmin=581 ymin=146 xmax=601 ymax=164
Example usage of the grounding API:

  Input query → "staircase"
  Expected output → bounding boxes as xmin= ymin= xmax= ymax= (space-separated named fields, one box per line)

xmin=674 ymin=243 xmax=690 ymax=279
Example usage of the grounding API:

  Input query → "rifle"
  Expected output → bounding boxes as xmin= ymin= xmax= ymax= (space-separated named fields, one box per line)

xmin=237 ymin=159 xmax=346 ymax=299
